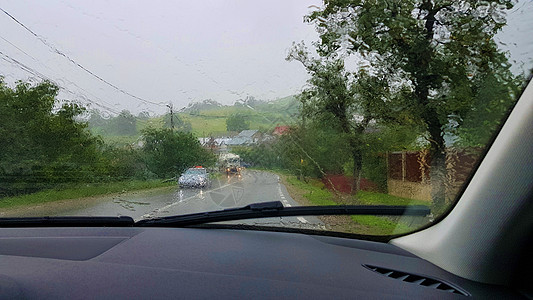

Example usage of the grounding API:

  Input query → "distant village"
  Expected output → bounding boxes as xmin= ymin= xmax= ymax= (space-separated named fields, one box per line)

xmin=198 ymin=126 xmax=290 ymax=154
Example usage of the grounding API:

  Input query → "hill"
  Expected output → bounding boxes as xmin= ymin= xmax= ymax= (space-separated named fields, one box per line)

xmin=179 ymin=99 xmax=224 ymax=113
xmin=178 ymin=95 xmax=300 ymax=135
xmin=88 ymin=95 xmax=300 ymax=143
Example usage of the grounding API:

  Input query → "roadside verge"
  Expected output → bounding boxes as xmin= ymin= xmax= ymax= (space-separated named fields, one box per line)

xmin=0 ymin=180 xmax=176 ymax=210
xmin=273 ymin=170 xmax=426 ymax=236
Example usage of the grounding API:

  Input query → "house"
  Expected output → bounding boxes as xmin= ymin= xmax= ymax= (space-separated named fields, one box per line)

xmin=272 ymin=126 xmax=290 ymax=136
xmin=198 ymin=137 xmax=232 ymax=153
xmin=226 ymin=130 xmax=261 ymax=146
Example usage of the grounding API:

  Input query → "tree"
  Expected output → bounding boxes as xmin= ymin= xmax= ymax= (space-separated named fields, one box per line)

xmin=0 ymin=80 xmax=102 ymax=196
xmin=226 ymin=113 xmax=250 ymax=132
xmin=109 ymin=110 xmax=137 ymax=136
xmin=137 ymin=111 xmax=150 ymax=120
xmin=300 ymin=0 xmax=519 ymax=207
xmin=141 ymin=128 xmax=215 ymax=178
xmin=455 ymin=70 xmax=522 ymax=147
xmin=285 ymin=54 xmax=372 ymax=192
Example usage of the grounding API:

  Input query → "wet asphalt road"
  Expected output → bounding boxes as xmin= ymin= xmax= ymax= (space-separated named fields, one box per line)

xmin=61 ymin=170 xmax=324 ymax=229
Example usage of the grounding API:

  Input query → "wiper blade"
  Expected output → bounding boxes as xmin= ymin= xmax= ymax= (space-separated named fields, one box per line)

xmin=0 ymin=216 xmax=134 ymax=227
xmin=135 ymin=201 xmax=430 ymax=227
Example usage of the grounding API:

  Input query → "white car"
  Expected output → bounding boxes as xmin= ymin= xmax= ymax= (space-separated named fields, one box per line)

xmin=178 ymin=167 xmax=210 ymax=188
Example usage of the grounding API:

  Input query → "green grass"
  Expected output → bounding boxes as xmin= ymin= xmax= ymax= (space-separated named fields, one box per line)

xmin=0 ymin=180 xmax=175 ymax=209
xmin=90 ymin=96 xmax=298 ymax=139
xmin=180 ymin=112 xmax=291 ymax=135
xmin=348 ymin=215 xmax=412 ymax=235
xmin=356 ymin=191 xmax=428 ymax=206
xmin=180 ymin=114 xmax=228 ymax=135
xmin=285 ymin=176 xmax=337 ymax=206
xmin=282 ymin=174 xmax=420 ymax=235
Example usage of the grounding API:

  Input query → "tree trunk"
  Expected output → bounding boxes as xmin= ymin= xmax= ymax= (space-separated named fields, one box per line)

xmin=352 ymin=149 xmax=362 ymax=194
xmin=428 ymin=120 xmax=447 ymax=211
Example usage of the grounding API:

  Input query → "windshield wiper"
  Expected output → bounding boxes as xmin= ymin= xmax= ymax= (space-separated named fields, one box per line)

xmin=0 ymin=216 xmax=135 ymax=227
xmin=135 ymin=201 xmax=430 ymax=227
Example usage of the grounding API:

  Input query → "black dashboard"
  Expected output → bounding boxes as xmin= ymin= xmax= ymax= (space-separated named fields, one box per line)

xmin=0 ymin=227 xmax=523 ymax=299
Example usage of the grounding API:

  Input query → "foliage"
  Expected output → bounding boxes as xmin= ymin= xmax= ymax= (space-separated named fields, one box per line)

xmin=99 ymin=146 xmax=154 ymax=180
xmin=234 ymin=123 xmax=353 ymax=178
xmin=226 ymin=113 xmax=250 ymax=132
xmin=0 ymin=80 xmax=103 ymax=196
xmin=286 ymin=50 xmax=376 ymax=192
xmin=454 ymin=71 xmax=522 ymax=146
xmin=233 ymin=144 xmax=281 ymax=170
xmin=88 ymin=110 xmax=138 ymax=136
xmin=0 ymin=80 xmax=215 ymax=198
xmin=297 ymin=0 xmax=520 ymax=207
xmin=141 ymin=128 xmax=216 ymax=178
xmin=109 ymin=110 xmax=138 ymax=136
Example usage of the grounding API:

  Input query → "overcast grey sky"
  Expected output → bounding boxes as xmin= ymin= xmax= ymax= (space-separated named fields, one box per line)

xmin=0 ymin=0 xmax=531 ymax=116
xmin=0 ymin=0 xmax=322 ymax=115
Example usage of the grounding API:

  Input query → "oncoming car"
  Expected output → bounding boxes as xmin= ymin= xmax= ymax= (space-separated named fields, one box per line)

xmin=178 ymin=167 xmax=210 ymax=188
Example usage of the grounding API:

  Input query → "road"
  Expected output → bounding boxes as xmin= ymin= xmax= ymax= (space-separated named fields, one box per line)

xmin=56 ymin=170 xmax=324 ymax=229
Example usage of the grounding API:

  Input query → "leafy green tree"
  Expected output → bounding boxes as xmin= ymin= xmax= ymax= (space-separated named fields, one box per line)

xmin=226 ymin=113 xmax=250 ymax=132
xmin=108 ymin=110 xmax=137 ymax=136
xmin=455 ymin=71 xmax=522 ymax=147
xmin=0 ymin=80 xmax=102 ymax=196
xmin=141 ymin=128 xmax=215 ymax=178
xmin=137 ymin=111 xmax=150 ymax=120
xmin=99 ymin=146 xmax=151 ymax=180
xmin=285 ymin=53 xmax=374 ymax=192
xmin=234 ymin=123 xmax=352 ymax=180
xmin=297 ymin=0 xmax=520 ymax=207
xmin=280 ymin=123 xmax=353 ymax=178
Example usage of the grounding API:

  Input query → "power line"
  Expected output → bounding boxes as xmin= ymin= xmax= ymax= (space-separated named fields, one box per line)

xmin=0 ymin=53 xmax=159 ymax=129
xmin=0 ymin=34 xmax=123 ymax=112
xmin=0 ymin=7 xmax=166 ymax=108
xmin=0 ymin=50 xmax=160 ymax=130
xmin=0 ymin=51 xmax=124 ymax=116
xmin=0 ymin=36 xmax=36 ymax=60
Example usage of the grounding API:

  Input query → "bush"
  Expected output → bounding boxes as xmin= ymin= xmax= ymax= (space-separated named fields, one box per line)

xmin=142 ymin=128 xmax=216 ymax=178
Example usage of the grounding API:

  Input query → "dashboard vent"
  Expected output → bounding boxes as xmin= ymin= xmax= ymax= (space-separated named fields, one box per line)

xmin=363 ymin=264 xmax=469 ymax=296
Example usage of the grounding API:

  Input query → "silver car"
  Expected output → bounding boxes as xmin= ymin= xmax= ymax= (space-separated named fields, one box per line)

xmin=178 ymin=167 xmax=210 ymax=188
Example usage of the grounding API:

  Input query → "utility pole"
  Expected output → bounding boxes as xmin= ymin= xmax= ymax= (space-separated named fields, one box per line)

xmin=167 ymin=103 xmax=174 ymax=130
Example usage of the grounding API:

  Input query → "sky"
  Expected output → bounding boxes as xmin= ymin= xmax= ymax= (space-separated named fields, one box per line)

xmin=0 ymin=0 xmax=531 ymax=117
xmin=0 ymin=0 xmax=322 ymax=116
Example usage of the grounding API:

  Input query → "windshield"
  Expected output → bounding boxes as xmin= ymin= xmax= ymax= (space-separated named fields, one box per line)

xmin=184 ymin=169 xmax=206 ymax=176
xmin=0 ymin=0 xmax=532 ymax=236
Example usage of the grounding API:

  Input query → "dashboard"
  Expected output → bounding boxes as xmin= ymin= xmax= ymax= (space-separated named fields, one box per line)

xmin=0 ymin=227 xmax=523 ymax=299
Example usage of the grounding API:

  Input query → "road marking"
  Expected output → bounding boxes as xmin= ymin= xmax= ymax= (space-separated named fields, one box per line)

xmin=285 ymin=203 xmax=292 ymax=207
xmin=139 ymin=182 xmax=234 ymax=220
xmin=297 ymin=217 xmax=308 ymax=224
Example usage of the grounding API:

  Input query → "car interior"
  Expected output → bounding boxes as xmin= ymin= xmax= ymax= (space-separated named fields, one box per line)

xmin=0 ymin=0 xmax=532 ymax=299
